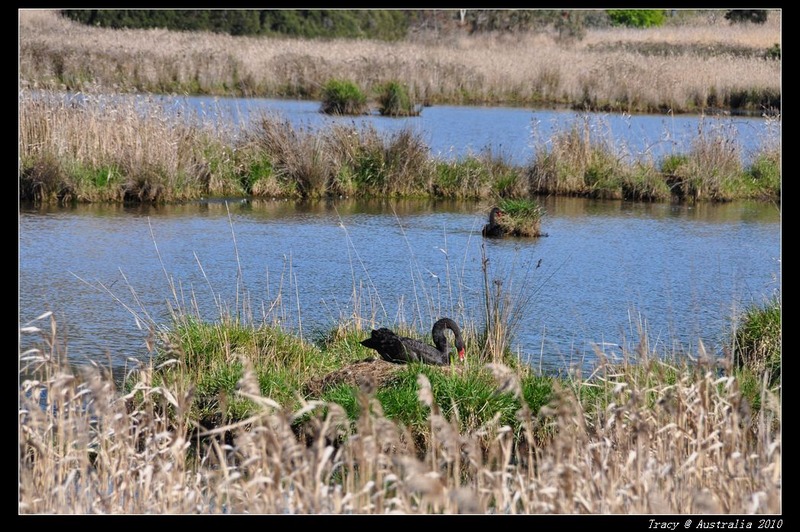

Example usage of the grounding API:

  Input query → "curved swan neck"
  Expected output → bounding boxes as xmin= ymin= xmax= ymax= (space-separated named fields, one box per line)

xmin=431 ymin=318 xmax=465 ymax=360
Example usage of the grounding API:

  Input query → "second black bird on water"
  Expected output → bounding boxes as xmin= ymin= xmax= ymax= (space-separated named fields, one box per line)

xmin=482 ymin=207 xmax=505 ymax=238
xmin=360 ymin=318 xmax=466 ymax=366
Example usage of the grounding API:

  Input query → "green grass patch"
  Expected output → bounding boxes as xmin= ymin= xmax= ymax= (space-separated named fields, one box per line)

xmin=433 ymin=158 xmax=491 ymax=198
xmin=746 ymin=150 xmax=781 ymax=199
xmin=151 ymin=316 xmax=341 ymax=419
xmin=317 ymin=363 xmax=557 ymax=449
xmin=621 ymin=163 xmax=671 ymax=201
xmin=731 ymin=294 xmax=781 ymax=391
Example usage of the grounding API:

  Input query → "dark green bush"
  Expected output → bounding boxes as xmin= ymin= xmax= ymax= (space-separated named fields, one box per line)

xmin=606 ymin=9 xmax=666 ymax=28
xmin=554 ymin=10 xmax=587 ymax=42
xmin=766 ymin=43 xmax=781 ymax=60
xmin=724 ymin=10 xmax=768 ymax=24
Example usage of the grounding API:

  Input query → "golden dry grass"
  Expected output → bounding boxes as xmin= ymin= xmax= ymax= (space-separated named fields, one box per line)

xmin=19 ymin=9 xmax=780 ymax=113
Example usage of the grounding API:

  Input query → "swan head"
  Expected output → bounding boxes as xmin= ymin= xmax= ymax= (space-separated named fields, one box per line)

xmin=456 ymin=338 xmax=466 ymax=362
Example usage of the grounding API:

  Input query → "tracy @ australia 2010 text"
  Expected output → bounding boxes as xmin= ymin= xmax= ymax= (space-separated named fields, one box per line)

xmin=650 ymin=519 xmax=784 ymax=530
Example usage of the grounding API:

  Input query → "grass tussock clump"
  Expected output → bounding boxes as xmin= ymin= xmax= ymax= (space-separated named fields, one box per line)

xmin=528 ymin=115 xmax=625 ymax=199
xmin=242 ymin=113 xmax=335 ymax=198
xmin=326 ymin=123 xmax=433 ymax=197
xmin=730 ymin=293 xmax=781 ymax=408
xmin=432 ymin=149 xmax=526 ymax=200
xmin=527 ymin=113 xmax=782 ymax=203
xmin=19 ymin=310 xmax=781 ymax=514
xmin=662 ymin=118 xmax=747 ymax=202
xmin=243 ymin=114 xmax=434 ymax=199
xmin=376 ymin=80 xmax=421 ymax=117
xmin=320 ymin=79 xmax=369 ymax=115
xmin=493 ymin=198 xmax=546 ymax=237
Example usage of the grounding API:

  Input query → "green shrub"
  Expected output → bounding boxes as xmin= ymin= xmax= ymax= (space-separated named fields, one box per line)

xmin=606 ymin=9 xmax=666 ymax=28
xmin=320 ymin=79 xmax=368 ymax=115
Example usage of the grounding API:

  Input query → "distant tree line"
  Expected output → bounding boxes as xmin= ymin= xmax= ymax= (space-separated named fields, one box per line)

xmin=60 ymin=9 xmax=770 ymax=40
xmin=60 ymin=9 xmax=410 ymax=40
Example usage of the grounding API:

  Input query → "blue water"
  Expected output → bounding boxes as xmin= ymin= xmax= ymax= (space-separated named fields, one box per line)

xmin=19 ymin=197 xmax=781 ymax=376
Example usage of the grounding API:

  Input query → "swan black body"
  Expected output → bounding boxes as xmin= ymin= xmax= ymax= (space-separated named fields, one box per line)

xmin=360 ymin=318 xmax=466 ymax=365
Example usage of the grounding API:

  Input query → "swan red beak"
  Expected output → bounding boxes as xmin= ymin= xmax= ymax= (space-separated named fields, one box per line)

xmin=458 ymin=348 xmax=465 ymax=362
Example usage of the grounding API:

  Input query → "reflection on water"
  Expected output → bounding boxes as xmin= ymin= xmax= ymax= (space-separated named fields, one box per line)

xmin=19 ymin=198 xmax=780 ymax=375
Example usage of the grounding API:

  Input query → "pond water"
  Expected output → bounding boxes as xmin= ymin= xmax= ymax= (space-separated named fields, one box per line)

xmin=19 ymin=196 xmax=781 ymax=376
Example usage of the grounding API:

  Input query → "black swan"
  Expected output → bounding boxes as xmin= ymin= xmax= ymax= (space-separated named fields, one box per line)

xmin=360 ymin=318 xmax=466 ymax=365
xmin=482 ymin=207 xmax=505 ymax=238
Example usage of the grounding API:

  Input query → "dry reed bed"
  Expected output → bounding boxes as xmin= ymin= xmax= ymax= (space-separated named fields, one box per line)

xmin=19 ymin=92 xmax=237 ymax=202
xmin=578 ymin=16 xmax=780 ymax=49
xmin=19 ymin=10 xmax=780 ymax=112
xmin=19 ymin=96 xmax=204 ymax=173
xmin=19 ymin=89 xmax=781 ymax=203
xmin=19 ymin=316 xmax=781 ymax=514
